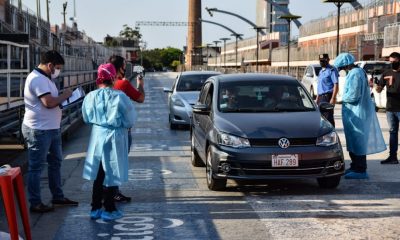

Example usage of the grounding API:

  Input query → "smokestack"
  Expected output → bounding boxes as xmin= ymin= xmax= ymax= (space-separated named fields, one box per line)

xmin=186 ymin=0 xmax=202 ymax=69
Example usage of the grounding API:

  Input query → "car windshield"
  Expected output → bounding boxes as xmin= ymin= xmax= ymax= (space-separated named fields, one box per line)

xmin=177 ymin=74 xmax=217 ymax=91
xmin=218 ymin=81 xmax=315 ymax=113
xmin=362 ymin=63 xmax=391 ymax=75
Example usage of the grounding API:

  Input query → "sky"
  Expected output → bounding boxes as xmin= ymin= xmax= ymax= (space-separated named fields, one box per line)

xmin=20 ymin=0 xmax=371 ymax=49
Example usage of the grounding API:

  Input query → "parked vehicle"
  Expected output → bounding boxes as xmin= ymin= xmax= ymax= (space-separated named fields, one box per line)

xmin=191 ymin=73 xmax=344 ymax=191
xmin=164 ymin=71 xmax=221 ymax=129
xmin=301 ymin=64 xmax=322 ymax=99
xmin=337 ymin=61 xmax=391 ymax=109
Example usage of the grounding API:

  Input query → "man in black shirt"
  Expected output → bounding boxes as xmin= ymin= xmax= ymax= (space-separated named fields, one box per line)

xmin=376 ymin=52 xmax=400 ymax=164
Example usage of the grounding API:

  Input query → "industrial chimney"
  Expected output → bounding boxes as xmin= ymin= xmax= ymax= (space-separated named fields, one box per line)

xmin=186 ymin=0 xmax=202 ymax=70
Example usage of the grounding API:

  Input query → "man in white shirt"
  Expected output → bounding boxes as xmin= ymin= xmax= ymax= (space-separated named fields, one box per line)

xmin=22 ymin=50 xmax=78 ymax=213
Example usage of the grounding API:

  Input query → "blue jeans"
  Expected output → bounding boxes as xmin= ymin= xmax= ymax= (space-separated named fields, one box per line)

xmin=22 ymin=124 xmax=64 ymax=206
xmin=386 ymin=111 xmax=400 ymax=159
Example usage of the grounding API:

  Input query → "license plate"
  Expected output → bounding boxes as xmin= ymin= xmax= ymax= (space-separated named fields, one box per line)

xmin=272 ymin=154 xmax=299 ymax=167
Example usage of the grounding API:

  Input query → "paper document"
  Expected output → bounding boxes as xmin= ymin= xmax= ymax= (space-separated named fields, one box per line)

xmin=61 ymin=87 xmax=85 ymax=107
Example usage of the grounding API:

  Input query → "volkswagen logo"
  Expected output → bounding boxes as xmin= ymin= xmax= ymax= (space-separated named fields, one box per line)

xmin=278 ymin=138 xmax=290 ymax=148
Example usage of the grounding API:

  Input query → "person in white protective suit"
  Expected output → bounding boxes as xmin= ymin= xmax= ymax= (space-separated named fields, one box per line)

xmin=334 ymin=53 xmax=386 ymax=179
xmin=82 ymin=63 xmax=136 ymax=221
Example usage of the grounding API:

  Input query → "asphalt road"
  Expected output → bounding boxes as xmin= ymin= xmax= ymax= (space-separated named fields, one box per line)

xmin=0 ymin=72 xmax=399 ymax=240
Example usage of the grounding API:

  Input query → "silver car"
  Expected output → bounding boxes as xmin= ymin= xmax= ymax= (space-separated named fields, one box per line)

xmin=164 ymin=71 xmax=220 ymax=129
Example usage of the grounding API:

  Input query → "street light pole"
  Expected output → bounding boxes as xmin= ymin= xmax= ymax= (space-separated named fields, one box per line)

xmin=279 ymin=14 xmax=301 ymax=75
xmin=254 ymin=26 xmax=267 ymax=72
xmin=213 ymin=40 xmax=221 ymax=68
xmin=323 ymin=0 xmax=355 ymax=57
xmin=220 ymin=37 xmax=230 ymax=69
xmin=231 ymin=33 xmax=243 ymax=71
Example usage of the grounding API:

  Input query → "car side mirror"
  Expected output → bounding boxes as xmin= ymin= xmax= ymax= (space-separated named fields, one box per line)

xmin=163 ymin=87 xmax=173 ymax=93
xmin=319 ymin=102 xmax=334 ymax=112
xmin=192 ymin=104 xmax=210 ymax=115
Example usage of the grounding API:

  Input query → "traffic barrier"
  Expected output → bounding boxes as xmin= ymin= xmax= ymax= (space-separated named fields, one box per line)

xmin=0 ymin=167 xmax=31 ymax=240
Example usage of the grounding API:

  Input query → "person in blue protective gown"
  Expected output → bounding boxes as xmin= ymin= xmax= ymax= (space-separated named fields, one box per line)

xmin=334 ymin=53 xmax=386 ymax=179
xmin=82 ymin=63 xmax=136 ymax=221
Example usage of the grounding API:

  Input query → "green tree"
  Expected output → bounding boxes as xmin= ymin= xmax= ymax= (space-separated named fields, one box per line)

xmin=104 ymin=35 xmax=119 ymax=47
xmin=141 ymin=47 xmax=183 ymax=71
xmin=119 ymin=24 xmax=142 ymax=40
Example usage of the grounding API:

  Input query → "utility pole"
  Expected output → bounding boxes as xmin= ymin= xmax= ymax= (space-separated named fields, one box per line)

xmin=213 ymin=40 xmax=221 ymax=68
xmin=279 ymin=14 xmax=301 ymax=75
xmin=62 ymin=2 xmax=67 ymax=28
xmin=46 ymin=0 xmax=50 ymax=23
xmin=231 ymin=33 xmax=243 ymax=70
xmin=220 ymin=37 xmax=230 ymax=69
xmin=254 ymin=26 xmax=266 ymax=72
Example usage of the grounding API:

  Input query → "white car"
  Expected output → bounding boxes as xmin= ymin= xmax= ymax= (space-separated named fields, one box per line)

xmin=337 ymin=61 xmax=390 ymax=110
xmin=301 ymin=64 xmax=321 ymax=99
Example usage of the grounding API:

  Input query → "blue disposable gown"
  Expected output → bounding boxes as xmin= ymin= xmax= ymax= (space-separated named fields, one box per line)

xmin=82 ymin=88 xmax=136 ymax=186
xmin=342 ymin=67 xmax=386 ymax=155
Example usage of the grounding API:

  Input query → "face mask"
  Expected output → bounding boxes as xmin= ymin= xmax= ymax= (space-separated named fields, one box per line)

xmin=391 ymin=61 xmax=400 ymax=70
xmin=51 ymin=68 xmax=61 ymax=79
xmin=320 ymin=60 xmax=327 ymax=68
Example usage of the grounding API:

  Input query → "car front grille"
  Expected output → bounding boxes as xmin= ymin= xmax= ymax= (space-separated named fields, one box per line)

xmin=249 ymin=138 xmax=317 ymax=147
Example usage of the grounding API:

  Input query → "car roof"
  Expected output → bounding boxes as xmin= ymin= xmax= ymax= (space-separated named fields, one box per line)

xmin=212 ymin=73 xmax=299 ymax=84
xmin=180 ymin=71 xmax=221 ymax=76
xmin=356 ymin=61 xmax=389 ymax=64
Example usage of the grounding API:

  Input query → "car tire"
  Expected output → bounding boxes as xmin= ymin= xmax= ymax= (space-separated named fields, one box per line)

xmin=317 ymin=176 xmax=341 ymax=189
xmin=206 ymin=147 xmax=226 ymax=191
xmin=191 ymin=133 xmax=205 ymax=167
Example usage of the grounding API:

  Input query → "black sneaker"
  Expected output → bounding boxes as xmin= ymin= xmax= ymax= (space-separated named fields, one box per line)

xmin=30 ymin=203 xmax=54 ymax=213
xmin=380 ymin=157 xmax=399 ymax=164
xmin=114 ymin=192 xmax=131 ymax=202
xmin=52 ymin=197 xmax=79 ymax=206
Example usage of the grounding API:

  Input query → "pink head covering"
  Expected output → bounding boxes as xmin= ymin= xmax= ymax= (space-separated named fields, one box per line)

xmin=96 ymin=63 xmax=116 ymax=85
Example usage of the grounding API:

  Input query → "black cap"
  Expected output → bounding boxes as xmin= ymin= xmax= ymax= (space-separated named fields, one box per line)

xmin=319 ymin=53 xmax=329 ymax=60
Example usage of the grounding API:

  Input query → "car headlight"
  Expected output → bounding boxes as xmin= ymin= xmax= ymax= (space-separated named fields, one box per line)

xmin=217 ymin=132 xmax=250 ymax=148
xmin=171 ymin=96 xmax=185 ymax=107
xmin=316 ymin=131 xmax=338 ymax=146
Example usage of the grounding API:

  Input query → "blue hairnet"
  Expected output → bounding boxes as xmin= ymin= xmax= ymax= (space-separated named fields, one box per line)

xmin=333 ymin=53 xmax=355 ymax=68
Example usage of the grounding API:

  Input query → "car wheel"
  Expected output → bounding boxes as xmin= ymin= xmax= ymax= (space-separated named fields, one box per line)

xmin=206 ymin=147 xmax=227 ymax=191
xmin=317 ymin=176 xmax=341 ymax=189
xmin=310 ymin=87 xmax=316 ymax=100
xmin=191 ymin=133 xmax=205 ymax=167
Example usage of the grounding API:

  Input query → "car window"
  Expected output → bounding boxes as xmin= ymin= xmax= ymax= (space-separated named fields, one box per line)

xmin=199 ymin=82 xmax=211 ymax=104
xmin=363 ymin=63 xmax=391 ymax=75
xmin=314 ymin=66 xmax=322 ymax=76
xmin=306 ymin=67 xmax=313 ymax=76
xmin=176 ymin=74 xmax=218 ymax=91
xmin=205 ymin=84 xmax=214 ymax=108
xmin=218 ymin=81 xmax=315 ymax=112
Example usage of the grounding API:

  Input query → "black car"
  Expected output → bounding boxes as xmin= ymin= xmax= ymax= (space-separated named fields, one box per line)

xmin=191 ymin=74 xmax=344 ymax=191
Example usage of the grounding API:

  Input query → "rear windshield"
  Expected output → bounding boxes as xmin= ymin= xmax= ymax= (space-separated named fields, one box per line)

xmin=177 ymin=74 xmax=218 ymax=91
xmin=218 ymin=80 xmax=315 ymax=113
